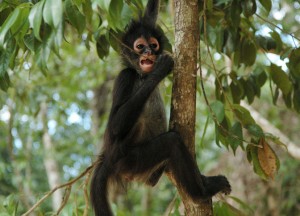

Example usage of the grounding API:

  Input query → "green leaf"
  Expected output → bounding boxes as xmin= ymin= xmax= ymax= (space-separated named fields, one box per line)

xmin=65 ymin=0 xmax=86 ymax=34
xmin=110 ymin=0 xmax=123 ymax=16
xmin=214 ymin=201 xmax=244 ymax=216
xmin=242 ymin=0 xmax=257 ymax=17
xmin=270 ymin=31 xmax=282 ymax=53
xmin=272 ymin=86 xmax=279 ymax=105
xmin=210 ymin=100 xmax=225 ymax=122
xmin=246 ymin=144 xmax=252 ymax=163
xmin=215 ymin=115 xmax=231 ymax=148
xmin=23 ymin=33 xmax=35 ymax=52
xmin=233 ymin=49 xmax=241 ymax=66
xmin=215 ymin=126 xmax=228 ymax=148
xmin=255 ymin=35 xmax=276 ymax=51
xmin=0 ymin=7 xmax=20 ymax=47
xmin=29 ymin=0 xmax=45 ymax=41
xmin=10 ymin=4 xmax=30 ymax=48
xmin=240 ymin=38 xmax=256 ymax=66
xmin=10 ymin=5 xmax=30 ymax=35
xmin=246 ymin=124 xmax=264 ymax=138
xmin=108 ymin=0 xmax=124 ymax=30
xmin=258 ymin=0 xmax=272 ymax=14
xmin=224 ymin=28 xmax=241 ymax=55
xmin=108 ymin=29 xmax=122 ymax=52
xmin=230 ymin=81 xmax=244 ymax=104
xmin=281 ymin=47 xmax=293 ymax=60
xmin=269 ymin=64 xmax=292 ymax=96
xmin=0 ymin=39 xmax=15 ymax=91
xmin=72 ymin=0 xmax=82 ymax=8
xmin=266 ymin=134 xmax=287 ymax=150
xmin=228 ymin=122 xmax=243 ymax=154
xmin=0 ymin=7 xmax=11 ymax=26
xmin=287 ymin=48 xmax=300 ymax=81
xmin=96 ymin=0 xmax=111 ymax=11
xmin=215 ymin=27 xmax=224 ymax=53
xmin=253 ymin=68 xmax=267 ymax=87
xmin=96 ymin=34 xmax=110 ymax=59
xmin=293 ymin=89 xmax=300 ymax=112
xmin=43 ymin=0 xmax=63 ymax=28
xmin=232 ymin=104 xmax=255 ymax=126
xmin=242 ymin=78 xmax=256 ymax=104
xmin=231 ymin=0 xmax=242 ymax=27
xmin=0 ymin=72 xmax=11 ymax=91
xmin=283 ymin=91 xmax=292 ymax=109
xmin=228 ymin=196 xmax=255 ymax=214
xmin=83 ymin=0 xmax=93 ymax=24
xmin=35 ymin=41 xmax=51 ymax=74
xmin=2 ymin=194 xmax=18 ymax=215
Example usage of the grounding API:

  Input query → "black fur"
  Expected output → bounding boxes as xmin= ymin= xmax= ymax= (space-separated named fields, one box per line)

xmin=90 ymin=1 xmax=231 ymax=215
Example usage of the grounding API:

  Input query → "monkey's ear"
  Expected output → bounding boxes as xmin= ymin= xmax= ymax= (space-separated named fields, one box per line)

xmin=143 ymin=0 xmax=160 ymax=27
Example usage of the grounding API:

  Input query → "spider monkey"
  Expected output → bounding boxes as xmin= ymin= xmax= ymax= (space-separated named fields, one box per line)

xmin=90 ymin=0 xmax=231 ymax=215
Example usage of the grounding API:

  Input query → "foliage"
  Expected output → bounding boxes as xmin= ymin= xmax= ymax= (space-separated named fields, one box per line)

xmin=198 ymin=0 xmax=299 ymax=180
xmin=279 ymin=158 xmax=300 ymax=215
xmin=0 ymin=0 xmax=299 ymax=215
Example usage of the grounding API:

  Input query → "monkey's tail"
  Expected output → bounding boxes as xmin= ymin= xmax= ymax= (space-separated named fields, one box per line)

xmin=90 ymin=156 xmax=113 ymax=216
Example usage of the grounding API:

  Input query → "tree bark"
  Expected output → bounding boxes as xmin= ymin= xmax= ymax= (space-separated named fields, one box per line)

xmin=169 ymin=0 xmax=213 ymax=215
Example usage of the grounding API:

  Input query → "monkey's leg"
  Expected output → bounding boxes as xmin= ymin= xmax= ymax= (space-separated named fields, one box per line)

xmin=146 ymin=165 xmax=166 ymax=186
xmin=119 ymin=132 xmax=230 ymax=200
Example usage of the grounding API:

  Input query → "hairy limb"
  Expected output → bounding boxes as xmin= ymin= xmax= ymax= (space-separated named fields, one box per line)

xmin=146 ymin=165 xmax=166 ymax=186
xmin=110 ymin=55 xmax=174 ymax=138
xmin=115 ymin=131 xmax=230 ymax=200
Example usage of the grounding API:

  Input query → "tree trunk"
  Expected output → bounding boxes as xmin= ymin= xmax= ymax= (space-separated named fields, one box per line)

xmin=169 ymin=0 xmax=213 ymax=215
xmin=40 ymin=102 xmax=63 ymax=211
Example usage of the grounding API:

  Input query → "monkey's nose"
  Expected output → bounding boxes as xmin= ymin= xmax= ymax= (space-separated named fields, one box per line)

xmin=143 ymin=48 xmax=152 ymax=55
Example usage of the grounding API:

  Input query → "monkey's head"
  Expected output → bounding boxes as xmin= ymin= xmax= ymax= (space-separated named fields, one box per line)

xmin=121 ymin=0 xmax=166 ymax=74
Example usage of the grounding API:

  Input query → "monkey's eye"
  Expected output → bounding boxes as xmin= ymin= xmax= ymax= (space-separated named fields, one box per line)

xmin=149 ymin=44 xmax=158 ymax=49
xmin=148 ymin=37 xmax=160 ymax=51
xmin=136 ymin=44 xmax=145 ymax=50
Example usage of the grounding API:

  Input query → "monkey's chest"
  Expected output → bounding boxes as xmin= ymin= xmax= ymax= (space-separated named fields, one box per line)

xmin=134 ymin=88 xmax=167 ymax=143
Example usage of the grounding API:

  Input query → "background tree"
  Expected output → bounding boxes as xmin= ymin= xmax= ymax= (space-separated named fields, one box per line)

xmin=0 ymin=0 xmax=300 ymax=215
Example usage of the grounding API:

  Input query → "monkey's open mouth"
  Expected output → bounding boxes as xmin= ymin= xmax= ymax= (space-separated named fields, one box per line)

xmin=140 ymin=56 xmax=156 ymax=73
xmin=141 ymin=59 xmax=154 ymax=65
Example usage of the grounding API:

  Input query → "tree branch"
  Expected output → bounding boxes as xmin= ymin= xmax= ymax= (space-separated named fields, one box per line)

xmin=22 ymin=163 xmax=95 ymax=216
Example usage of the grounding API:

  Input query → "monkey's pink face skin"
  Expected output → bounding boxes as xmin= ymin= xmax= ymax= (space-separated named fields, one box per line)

xmin=133 ymin=37 xmax=160 ymax=73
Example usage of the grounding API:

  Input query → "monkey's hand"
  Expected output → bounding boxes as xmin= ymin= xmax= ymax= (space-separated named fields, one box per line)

xmin=151 ymin=54 xmax=174 ymax=79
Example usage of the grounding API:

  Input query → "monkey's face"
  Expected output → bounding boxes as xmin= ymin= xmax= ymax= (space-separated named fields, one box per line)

xmin=121 ymin=21 xmax=165 ymax=73
xmin=133 ymin=37 xmax=160 ymax=73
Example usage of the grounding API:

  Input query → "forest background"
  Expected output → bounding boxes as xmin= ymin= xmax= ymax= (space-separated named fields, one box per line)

xmin=0 ymin=0 xmax=300 ymax=215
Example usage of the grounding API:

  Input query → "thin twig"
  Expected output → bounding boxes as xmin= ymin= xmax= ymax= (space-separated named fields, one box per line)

xmin=22 ymin=163 xmax=96 ymax=216
xmin=255 ymin=13 xmax=300 ymax=46
xmin=56 ymin=185 xmax=72 ymax=215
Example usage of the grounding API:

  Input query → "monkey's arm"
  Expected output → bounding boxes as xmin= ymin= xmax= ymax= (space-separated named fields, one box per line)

xmin=109 ymin=55 xmax=173 ymax=138
xmin=109 ymin=69 xmax=164 ymax=139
